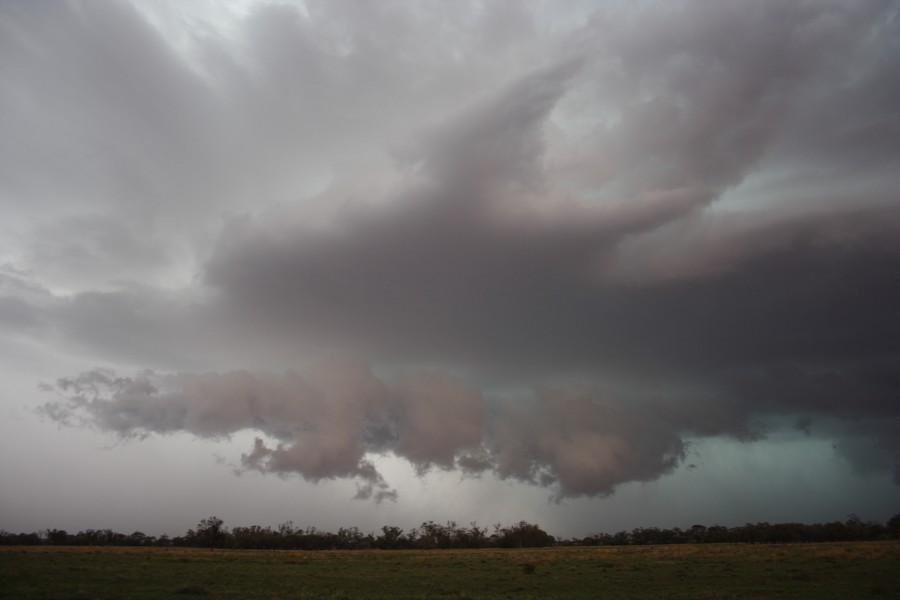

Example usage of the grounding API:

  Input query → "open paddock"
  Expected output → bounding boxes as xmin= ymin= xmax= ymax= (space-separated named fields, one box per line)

xmin=2 ymin=541 xmax=899 ymax=599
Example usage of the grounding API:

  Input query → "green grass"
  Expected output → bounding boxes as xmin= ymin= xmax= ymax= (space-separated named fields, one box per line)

xmin=1 ymin=541 xmax=898 ymax=599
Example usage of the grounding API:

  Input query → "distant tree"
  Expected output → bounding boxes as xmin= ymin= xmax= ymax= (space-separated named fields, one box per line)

xmin=463 ymin=522 xmax=489 ymax=548
xmin=45 ymin=529 xmax=69 ymax=545
xmin=608 ymin=530 xmax=630 ymax=546
xmin=127 ymin=531 xmax=153 ymax=546
xmin=377 ymin=525 xmax=405 ymax=549
xmin=706 ymin=525 xmax=729 ymax=543
xmin=888 ymin=513 xmax=900 ymax=539
xmin=336 ymin=526 xmax=370 ymax=549
xmin=195 ymin=516 xmax=226 ymax=549
xmin=845 ymin=514 xmax=866 ymax=539
xmin=231 ymin=525 xmax=274 ymax=549
xmin=495 ymin=521 xmax=554 ymax=548
xmin=414 ymin=521 xmax=440 ymax=549
xmin=690 ymin=524 xmax=707 ymax=543
xmin=278 ymin=521 xmax=295 ymax=537
xmin=7 ymin=511 xmax=900 ymax=549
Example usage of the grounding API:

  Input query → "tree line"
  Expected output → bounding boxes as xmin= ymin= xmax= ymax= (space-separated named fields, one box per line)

xmin=2 ymin=513 xmax=898 ymax=550
xmin=571 ymin=514 xmax=900 ymax=546
xmin=0 ymin=519 xmax=553 ymax=550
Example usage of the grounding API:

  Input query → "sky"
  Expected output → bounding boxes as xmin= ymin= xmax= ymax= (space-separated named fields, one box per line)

xmin=1 ymin=0 xmax=899 ymax=540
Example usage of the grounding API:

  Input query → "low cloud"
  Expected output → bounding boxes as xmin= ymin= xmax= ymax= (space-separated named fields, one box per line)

xmin=46 ymin=353 xmax=900 ymax=499
xmin=491 ymin=387 xmax=686 ymax=497
xmin=391 ymin=371 xmax=489 ymax=473
xmin=41 ymin=364 xmax=707 ymax=500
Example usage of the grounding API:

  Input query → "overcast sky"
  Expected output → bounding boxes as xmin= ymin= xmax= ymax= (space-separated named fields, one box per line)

xmin=2 ymin=0 xmax=899 ymax=540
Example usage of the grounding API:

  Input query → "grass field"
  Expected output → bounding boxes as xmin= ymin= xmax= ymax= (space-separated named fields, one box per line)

xmin=1 ymin=541 xmax=898 ymax=599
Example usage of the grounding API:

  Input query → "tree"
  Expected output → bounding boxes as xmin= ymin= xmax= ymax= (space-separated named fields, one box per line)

xmin=461 ymin=522 xmax=489 ymax=548
xmin=195 ymin=516 xmax=226 ymax=549
xmin=127 ymin=531 xmax=153 ymax=546
xmin=377 ymin=526 xmax=405 ymax=549
xmin=45 ymin=529 xmax=69 ymax=545
xmin=495 ymin=521 xmax=554 ymax=548
xmin=690 ymin=524 xmax=707 ymax=543
xmin=887 ymin=513 xmax=900 ymax=539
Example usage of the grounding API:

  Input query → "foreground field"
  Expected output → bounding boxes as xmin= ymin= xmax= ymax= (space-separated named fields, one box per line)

xmin=1 ymin=541 xmax=898 ymax=599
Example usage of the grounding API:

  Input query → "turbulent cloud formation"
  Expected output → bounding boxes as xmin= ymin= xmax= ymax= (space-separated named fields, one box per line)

xmin=4 ymin=0 xmax=900 ymax=519
xmin=491 ymin=387 xmax=686 ymax=497
xmin=41 ymin=365 xmax=392 ymax=497
xmin=40 ymin=364 xmax=692 ymax=499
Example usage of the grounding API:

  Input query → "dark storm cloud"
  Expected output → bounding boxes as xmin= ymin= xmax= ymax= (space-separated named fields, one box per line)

xmin=31 ymin=205 xmax=900 ymax=495
xmin=207 ymin=204 xmax=894 ymax=380
xmin=202 ymin=56 xmax=718 ymax=371
xmin=202 ymin=20 xmax=900 ymax=382
xmin=196 ymin=0 xmax=900 ymax=488
xmin=9 ymin=0 xmax=900 ymax=501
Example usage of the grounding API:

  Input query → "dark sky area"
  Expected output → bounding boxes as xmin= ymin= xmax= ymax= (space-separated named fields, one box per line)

xmin=1 ymin=0 xmax=899 ymax=539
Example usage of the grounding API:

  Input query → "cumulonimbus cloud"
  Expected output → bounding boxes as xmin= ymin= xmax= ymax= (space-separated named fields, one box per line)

xmin=9 ymin=0 xmax=900 ymax=503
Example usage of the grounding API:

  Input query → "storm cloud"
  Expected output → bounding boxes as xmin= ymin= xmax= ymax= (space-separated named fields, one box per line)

xmin=40 ymin=364 xmax=691 ymax=499
xmin=3 ymin=0 xmax=900 ymax=529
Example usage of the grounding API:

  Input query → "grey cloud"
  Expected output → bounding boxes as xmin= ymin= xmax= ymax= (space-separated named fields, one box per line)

xmin=725 ymin=362 xmax=900 ymax=483
xmin=785 ymin=415 xmax=900 ymax=486
xmin=392 ymin=371 xmax=488 ymax=473
xmin=40 ymin=201 xmax=897 ymax=489
xmin=565 ymin=0 xmax=899 ymax=198
xmin=52 ymin=368 xmax=186 ymax=435
xmin=3 ymin=0 xmax=552 ymax=290
xmin=40 ymin=364 xmax=512 ymax=497
xmin=0 ymin=0 xmax=216 ymax=213
xmin=654 ymin=393 xmax=757 ymax=442
xmin=0 ymin=264 xmax=226 ymax=372
xmin=41 ymin=364 xmax=701 ymax=499
xmin=200 ymin=0 xmax=900 ymax=378
xmin=58 ymin=287 xmax=208 ymax=371
xmin=205 ymin=135 xmax=900 ymax=386
xmin=55 ymin=360 xmax=875 ymax=500
xmin=194 ymin=0 xmax=899 ymax=487
xmin=41 ymin=364 xmax=396 ymax=495
xmin=492 ymin=387 xmax=686 ymax=498
xmin=25 ymin=213 xmax=175 ymax=290
xmin=201 ymin=56 xmax=719 ymax=377
xmin=0 ymin=266 xmax=53 ymax=334
xmin=407 ymin=56 xmax=584 ymax=190
xmin=7 ymin=0 xmax=900 ymax=510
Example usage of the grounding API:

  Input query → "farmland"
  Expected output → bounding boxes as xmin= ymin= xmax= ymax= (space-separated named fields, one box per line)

xmin=1 ymin=541 xmax=899 ymax=599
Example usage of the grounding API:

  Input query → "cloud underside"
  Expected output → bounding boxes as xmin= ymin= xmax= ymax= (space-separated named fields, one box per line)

xmin=40 ymin=353 xmax=900 ymax=500
xmin=40 ymin=364 xmax=691 ymax=499
xmin=5 ymin=0 xmax=900 ymax=498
